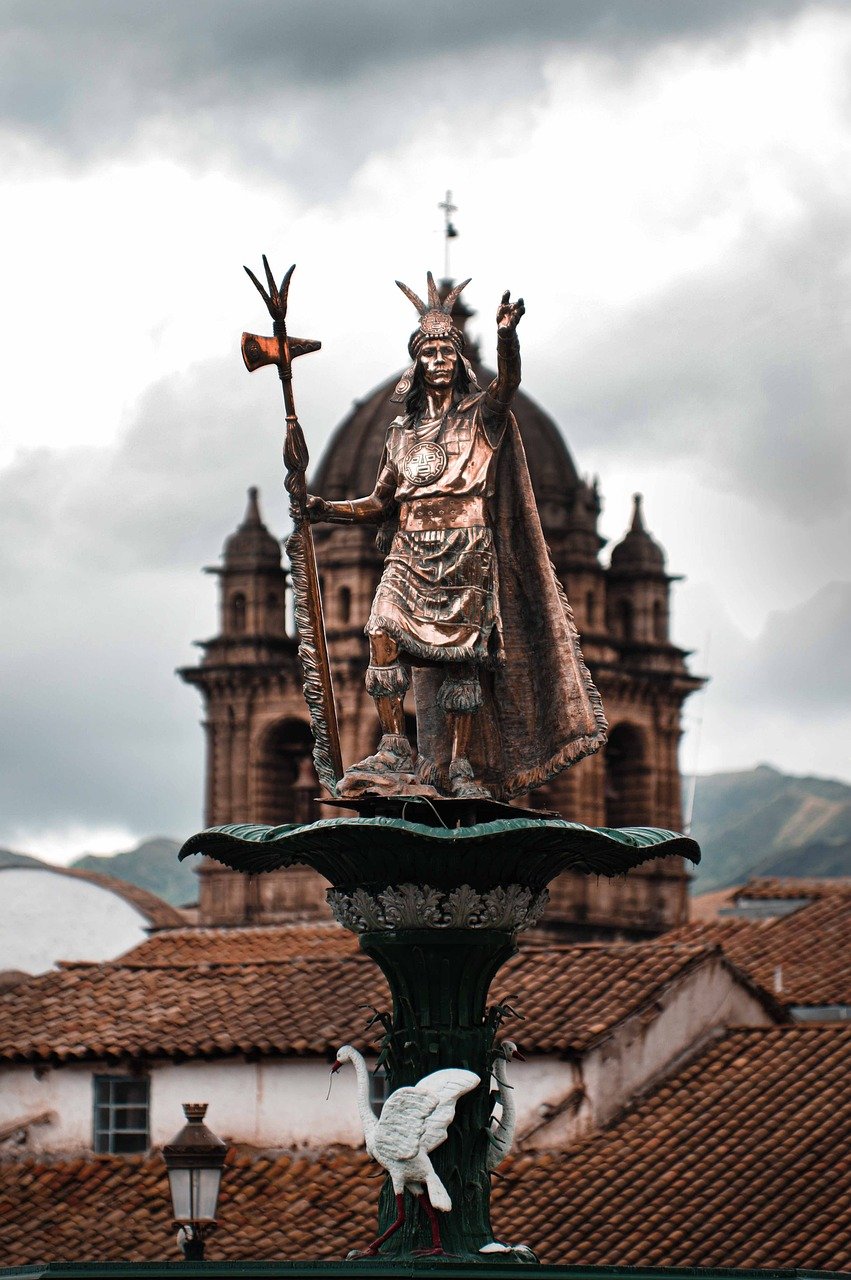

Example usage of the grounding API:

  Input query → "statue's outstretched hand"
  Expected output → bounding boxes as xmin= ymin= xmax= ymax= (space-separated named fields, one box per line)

xmin=496 ymin=290 xmax=525 ymax=333
xmin=306 ymin=494 xmax=329 ymax=522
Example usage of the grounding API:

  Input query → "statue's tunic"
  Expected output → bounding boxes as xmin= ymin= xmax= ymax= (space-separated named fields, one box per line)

xmin=366 ymin=396 xmax=506 ymax=663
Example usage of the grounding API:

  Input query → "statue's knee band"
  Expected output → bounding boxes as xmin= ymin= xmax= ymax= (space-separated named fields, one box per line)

xmin=365 ymin=661 xmax=410 ymax=701
xmin=437 ymin=674 xmax=483 ymax=714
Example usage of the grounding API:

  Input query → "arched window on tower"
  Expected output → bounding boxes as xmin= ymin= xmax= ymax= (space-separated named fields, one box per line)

xmin=604 ymin=723 xmax=653 ymax=827
xmin=251 ymin=718 xmax=318 ymax=825
xmin=618 ymin=599 xmax=634 ymax=642
xmin=585 ymin=590 xmax=596 ymax=629
xmin=230 ymin=592 xmax=247 ymax=633
xmin=339 ymin=585 xmax=352 ymax=624
xmin=652 ymin=599 xmax=667 ymax=642
xmin=266 ymin=591 xmax=280 ymax=630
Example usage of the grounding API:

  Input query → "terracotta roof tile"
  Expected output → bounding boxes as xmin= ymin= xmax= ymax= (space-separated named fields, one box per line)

xmin=0 ymin=940 xmax=729 ymax=1064
xmin=0 ymin=1027 xmax=847 ymax=1269
xmin=497 ymin=1026 xmax=851 ymax=1269
xmin=675 ymin=885 xmax=851 ymax=1006
xmin=0 ymin=957 xmax=387 ymax=1062
xmin=119 ymin=923 xmax=358 ymax=966
xmin=495 ymin=941 xmax=725 ymax=1053
xmin=733 ymin=876 xmax=851 ymax=901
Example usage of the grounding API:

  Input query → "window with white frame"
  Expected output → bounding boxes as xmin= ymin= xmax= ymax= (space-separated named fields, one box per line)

xmin=93 ymin=1075 xmax=150 ymax=1154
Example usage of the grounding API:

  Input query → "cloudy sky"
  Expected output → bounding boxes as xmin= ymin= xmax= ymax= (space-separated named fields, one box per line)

xmin=1 ymin=0 xmax=849 ymax=862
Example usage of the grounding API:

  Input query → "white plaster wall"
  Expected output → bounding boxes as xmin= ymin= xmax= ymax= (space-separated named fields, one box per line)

xmin=150 ymin=1060 xmax=365 ymax=1148
xmin=0 ymin=869 xmax=149 ymax=974
xmin=0 ymin=1055 xmax=599 ymax=1155
xmin=0 ymin=1059 xmax=367 ymax=1153
xmin=520 ymin=956 xmax=775 ymax=1150
xmin=0 ymin=1065 xmax=94 ymax=1151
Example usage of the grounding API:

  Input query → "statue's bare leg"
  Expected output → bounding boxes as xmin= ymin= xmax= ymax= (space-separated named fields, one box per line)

xmin=369 ymin=632 xmax=405 ymax=736
xmin=338 ymin=631 xmax=416 ymax=796
xmin=438 ymin=665 xmax=492 ymax=800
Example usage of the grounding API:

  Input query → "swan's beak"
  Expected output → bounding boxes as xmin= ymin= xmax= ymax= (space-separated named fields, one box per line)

xmin=512 ymin=1049 xmax=527 ymax=1062
xmin=330 ymin=1060 xmax=342 ymax=1074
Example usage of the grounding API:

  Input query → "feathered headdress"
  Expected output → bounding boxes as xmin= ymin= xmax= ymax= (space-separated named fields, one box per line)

xmin=391 ymin=271 xmax=479 ymax=403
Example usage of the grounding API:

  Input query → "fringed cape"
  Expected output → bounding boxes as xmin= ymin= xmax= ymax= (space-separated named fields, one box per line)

xmin=413 ymin=411 xmax=608 ymax=799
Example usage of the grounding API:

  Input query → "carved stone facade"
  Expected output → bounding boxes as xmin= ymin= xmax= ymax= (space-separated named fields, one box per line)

xmin=180 ymin=292 xmax=703 ymax=937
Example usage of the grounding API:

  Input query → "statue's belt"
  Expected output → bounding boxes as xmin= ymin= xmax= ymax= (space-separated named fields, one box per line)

xmin=398 ymin=495 xmax=487 ymax=532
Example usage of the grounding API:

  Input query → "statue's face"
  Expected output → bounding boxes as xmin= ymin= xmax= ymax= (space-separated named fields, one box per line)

xmin=419 ymin=339 xmax=457 ymax=387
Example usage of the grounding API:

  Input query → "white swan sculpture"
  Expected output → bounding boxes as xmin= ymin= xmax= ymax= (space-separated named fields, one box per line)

xmin=331 ymin=1044 xmax=479 ymax=1256
xmin=487 ymin=1038 xmax=525 ymax=1170
xmin=480 ymin=1037 xmax=535 ymax=1259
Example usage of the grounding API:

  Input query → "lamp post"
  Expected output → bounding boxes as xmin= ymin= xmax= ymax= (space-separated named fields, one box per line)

xmin=162 ymin=1103 xmax=227 ymax=1261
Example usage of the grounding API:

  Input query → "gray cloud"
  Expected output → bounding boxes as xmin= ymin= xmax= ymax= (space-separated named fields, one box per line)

xmin=547 ymin=198 xmax=851 ymax=523
xmin=0 ymin=357 xmax=294 ymax=839
xmin=737 ymin=581 xmax=851 ymax=716
xmin=676 ymin=579 xmax=851 ymax=782
xmin=2 ymin=0 xmax=849 ymax=850
xmin=0 ymin=1 xmax=824 ymax=164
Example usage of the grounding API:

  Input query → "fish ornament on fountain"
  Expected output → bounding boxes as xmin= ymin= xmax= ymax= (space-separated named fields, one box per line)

xmin=178 ymin=252 xmax=702 ymax=1263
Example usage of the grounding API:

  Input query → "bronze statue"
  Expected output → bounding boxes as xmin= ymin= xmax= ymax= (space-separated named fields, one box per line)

xmin=306 ymin=272 xmax=608 ymax=800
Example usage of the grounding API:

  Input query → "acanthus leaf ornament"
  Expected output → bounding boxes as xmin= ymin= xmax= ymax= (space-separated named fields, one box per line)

xmin=326 ymin=883 xmax=549 ymax=934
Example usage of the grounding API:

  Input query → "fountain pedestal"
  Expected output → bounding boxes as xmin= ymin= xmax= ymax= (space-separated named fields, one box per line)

xmin=179 ymin=802 xmax=699 ymax=1263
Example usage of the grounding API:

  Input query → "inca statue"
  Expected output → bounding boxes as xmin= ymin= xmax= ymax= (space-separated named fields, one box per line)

xmin=306 ymin=272 xmax=608 ymax=800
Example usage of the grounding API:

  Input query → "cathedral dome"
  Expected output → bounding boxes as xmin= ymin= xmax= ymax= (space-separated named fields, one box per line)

xmin=609 ymin=494 xmax=666 ymax=575
xmin=222 ymin=487 xmax=282 ymax=571
xmin=311 ymin=359 xmax=580 ymax=526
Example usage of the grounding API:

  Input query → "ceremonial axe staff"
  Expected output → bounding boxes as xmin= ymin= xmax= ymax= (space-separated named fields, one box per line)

xmin=242 ymin=257 xmax=344 ymax=793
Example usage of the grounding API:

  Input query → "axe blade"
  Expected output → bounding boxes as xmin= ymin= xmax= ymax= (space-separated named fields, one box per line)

xmin=241 ymin=332 xmax=279 ymax=373
xmin=241 ymin=332 xmax=322 ymax=374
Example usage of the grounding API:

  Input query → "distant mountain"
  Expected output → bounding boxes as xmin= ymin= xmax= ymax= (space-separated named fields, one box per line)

xmin=688 ymin=764 xmax=851 ymax=890
xmin=71 ymin=837 xmax=195 ymax=907
xmin=0 ymin=847 xmax=49 ymax=870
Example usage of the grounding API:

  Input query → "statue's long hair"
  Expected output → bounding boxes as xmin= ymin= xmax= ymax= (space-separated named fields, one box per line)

xmin=404 ymin=356 xmax=472 ymax=419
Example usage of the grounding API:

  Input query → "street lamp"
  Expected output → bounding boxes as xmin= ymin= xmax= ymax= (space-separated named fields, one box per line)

xmin=162 ymin=1102 xmax=228 ymax=1261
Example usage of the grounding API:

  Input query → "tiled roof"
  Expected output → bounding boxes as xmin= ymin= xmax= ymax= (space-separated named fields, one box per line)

xmin=732 ymin=876 xmax=851 ymax=901
xmin=675 ymin=884 xmax=851 ymax=1007
xmin=0 ymin=956 xmax=386 ymax=1062
xmin=0 ymin=1027 xmax=847 ymax=1270
xmin=497 ymin=1025 xmax=851 ymax=1269
xmin=0 ymin=940 xmax=734 ymax=1064
xmin=492 ymin=941 xmax=731 ymax=1053
xmin=119 ymin=923 xmax=358 ymax=966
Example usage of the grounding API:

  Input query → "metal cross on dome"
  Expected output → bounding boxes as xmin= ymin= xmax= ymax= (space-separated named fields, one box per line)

xmin=438 ymin=189 xmax=459 ymax=280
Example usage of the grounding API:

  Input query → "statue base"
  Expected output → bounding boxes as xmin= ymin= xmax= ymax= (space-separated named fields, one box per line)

xmin=179 ymin=810 xmax=699 ymax=1261
xmin=323 ymin=794 xmax=562 ymax=825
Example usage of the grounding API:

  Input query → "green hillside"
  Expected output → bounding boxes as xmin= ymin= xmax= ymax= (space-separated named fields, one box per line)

xmin=0 ymin=847 xmax=48 ymax=870
xmin=688 ymin=764 xmax=851 ymax=890
xmin=71 ymin=837 xmax=195 ymax=907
